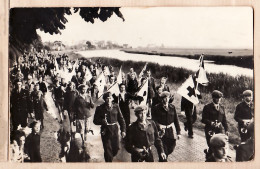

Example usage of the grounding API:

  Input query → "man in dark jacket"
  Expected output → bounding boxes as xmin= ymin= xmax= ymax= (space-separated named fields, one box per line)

xmin=74 ymin=84 xmax=94 ymax=141
xmin=38 ymin=76 xmax=47 ymax=97
xmin=10 ymin=79 xmax=31 ymax=131
xmin=64 ymin=82 xmax=79 ymax=123
xmin=113 ymin=83 xmax=142 ymax=127
xmin=125 ymin=105 xmax=166 ymax=162
xmin=25 ymin=121 xmax=42 ymax=162
xmin=202 ymin=90 xmax=229 ymax=158
xmin=152 ymin=91 xmax=181 ymax=162
xmin=33 ymin=91 xmax=48 ymax=129
xmin=234 ymin=90 xmax=254 ymax=142
xmin=93 ymin=92 xmax=126 ymax=162
xmin=181 ymin=95 xmax=201 ymax=139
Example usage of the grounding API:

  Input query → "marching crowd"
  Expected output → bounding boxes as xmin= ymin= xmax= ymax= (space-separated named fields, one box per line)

xmin=9 ymin=51 xmax=254 ymax=163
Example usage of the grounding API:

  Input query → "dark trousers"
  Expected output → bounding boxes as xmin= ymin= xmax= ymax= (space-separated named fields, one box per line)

xmin=12 ymin=116 xmax=28 ymax=131
xmin=101 ymin=125 xmax=119 ymax=162
xmin=131 ymin=149 xmax=154 ymax=162
xmin=159 ymin=137 xmax=176 ymax=162
xmin=184 ymin=109 xmax=197 ymax=136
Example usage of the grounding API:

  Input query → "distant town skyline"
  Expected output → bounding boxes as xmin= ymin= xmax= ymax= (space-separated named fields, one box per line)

xmin=38 ymin=7 xmax=253 ymax=49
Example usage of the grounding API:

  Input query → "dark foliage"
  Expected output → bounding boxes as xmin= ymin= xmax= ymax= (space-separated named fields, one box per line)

xmin=9 ymin=7 xmax=124 ymax=65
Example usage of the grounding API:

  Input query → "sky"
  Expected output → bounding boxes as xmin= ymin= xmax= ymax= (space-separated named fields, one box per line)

xmin=37 ymin=7 xmax=253 ymax=49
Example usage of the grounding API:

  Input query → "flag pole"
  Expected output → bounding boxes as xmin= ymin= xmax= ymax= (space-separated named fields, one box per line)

xmin=192 ymin=54 xmax=203 ymax=114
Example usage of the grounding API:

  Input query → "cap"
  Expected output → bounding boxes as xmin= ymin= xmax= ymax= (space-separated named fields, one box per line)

xmin=160 ymin=91 xmax=170 ymax=98
xmin=78 ymin=84 xmax=86 ymax=90
xmin=134 ymin=105 xmax=147 ymax=113
xmin=103 ymin=92 xmax=113 ymax=100
xmin=242 ymin=90 xmax=253 ymax=97
xmin=210 ymin=133 xmax=228 ymax=148
xmin=212 ymin=90 xmax=223 ymax=99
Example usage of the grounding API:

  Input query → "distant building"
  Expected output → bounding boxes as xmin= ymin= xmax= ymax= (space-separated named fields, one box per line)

xmin=123 ymin=44 xmax=129 ymax=48
xmin=52 ymin=41 xmax=65 ymax=51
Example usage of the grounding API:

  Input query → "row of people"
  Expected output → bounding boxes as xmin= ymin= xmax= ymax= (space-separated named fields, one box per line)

xmin=10 ymin=51 xmax=254 ymax=162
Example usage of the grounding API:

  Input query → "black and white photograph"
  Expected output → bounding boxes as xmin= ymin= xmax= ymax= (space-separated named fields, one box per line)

xmin=8 ymin=7 xmax=254 ymax=163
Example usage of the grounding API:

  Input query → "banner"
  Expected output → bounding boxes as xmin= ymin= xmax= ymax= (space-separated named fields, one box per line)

xmin=177 ymin=76 xmax=200 ymax=105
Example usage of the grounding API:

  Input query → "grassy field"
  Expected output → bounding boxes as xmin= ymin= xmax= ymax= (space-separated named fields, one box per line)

xmin=64 ymin=51 xmax=253 ymax=144
xmin=122 ymin=47 xmax=253 ymax=69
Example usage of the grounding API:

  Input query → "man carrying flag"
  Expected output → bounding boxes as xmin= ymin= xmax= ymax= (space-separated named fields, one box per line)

xmin=94 ymin=72 xmax=106 ymax=99
xmin=137 ymin=78 xmax=149 ymax=106
xmin=178 ymin=75 xmax=201 ymax=138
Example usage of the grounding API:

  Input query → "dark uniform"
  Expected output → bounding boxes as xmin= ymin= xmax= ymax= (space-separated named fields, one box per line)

xmin=127 ymin=79 xmax=139 ymax=95
xmin=10 ymin=88 xmax=31 ymax=130
xmin=113 ymin=92 xmax=141 ymax=127
xmin=181 ymin=97 xmax=198 ymax=137
xmin=152 ymin=102 xmax=181 ymax=161
xmin=125 ymin=119 xmax=164 ymax=162
xmin=235 ymin=122 xmax=254 ymax=161
xmin=202 ymin=102 xmax=228 ymax=147
xmin=234 ymin=101 xmax=253 ymax=142
xmin=39 ymin=81 xmax=47 ymax=95
xmin=53 ymin=85 xmax=65 ymax=115
xmin=25 ymin=132 xmax=42 ymax=162
xmin=235 ymin=139 xmax=254 ymax=161
xmin=64 ymin=90 xmax=79 ymax=122
xmin=33 ymin=94 xmax=48 ymax=128
xmin=93 ymin=103 xmax=126 ymax=162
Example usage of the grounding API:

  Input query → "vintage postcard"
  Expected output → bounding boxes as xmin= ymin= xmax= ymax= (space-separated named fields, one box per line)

xmin=1 ymin=0 xmax=260 ymax=169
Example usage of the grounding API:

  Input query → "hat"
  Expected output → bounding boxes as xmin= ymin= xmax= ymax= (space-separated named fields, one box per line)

xmin=78 ymin=84 xmax=86 ymax=90
xmin=103 ymin=92 xmax=113 ymax=100
xmin=242 ymin=90 xmax=253 ymax=97
xmin=161 ymin=91 xmax=170 ymax=98
xmin=210 ymin=133 xmax=228 ymax=148
xmin=212 ymin=90 xmax=223 ymax=99
xmin=134 ymin=105 xmax=147 ymax=113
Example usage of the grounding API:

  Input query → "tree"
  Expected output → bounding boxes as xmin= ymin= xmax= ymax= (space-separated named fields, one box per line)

xmin=9 ymin=7 xmax=125 ymax=65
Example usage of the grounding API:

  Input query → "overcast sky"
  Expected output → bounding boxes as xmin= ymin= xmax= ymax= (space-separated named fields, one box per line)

xmin=37 ymin=7 xmax=253 ymax=49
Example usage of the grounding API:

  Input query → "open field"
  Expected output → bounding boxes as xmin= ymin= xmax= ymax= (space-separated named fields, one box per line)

xmin=122 ymin=47 xmax=253 ymax=69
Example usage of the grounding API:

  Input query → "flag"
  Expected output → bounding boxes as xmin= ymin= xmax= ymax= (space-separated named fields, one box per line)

xmin=139 ymin=63 xmax=148 ymax=79
xmin=177 ymin=75 xmax=200 ymax=105
xmin=84 ymin=67 xmax=93 ymax=81
xmin=104 ymin=66 xmax=110 ymax=76
xmin=107 ymin=83 xmax=120 ymax=96
xmin=117 ymin=67 xmax=122 ymax=84
xmin=54 ymin=58 xmax=60 ymax=73
xmin=95 ymin=72 xmax=106 ymax=98
xmin=196 ymin=54 xmax=209 ymax=86
xmin=137 ymin=79 xmax=149 ymax=105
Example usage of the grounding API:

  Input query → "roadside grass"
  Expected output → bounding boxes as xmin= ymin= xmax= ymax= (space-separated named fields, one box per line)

xmin=67 ymin=52 xmax=252 ymax=144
